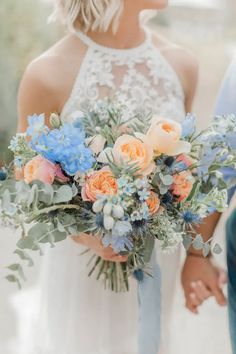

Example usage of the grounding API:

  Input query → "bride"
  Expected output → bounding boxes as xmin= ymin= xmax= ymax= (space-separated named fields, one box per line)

xmin=16 ymin=1 xmax=226 ymax=353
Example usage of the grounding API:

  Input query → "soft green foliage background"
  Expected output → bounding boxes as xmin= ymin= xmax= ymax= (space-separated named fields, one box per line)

xmin=0 ymin=0 xmax=62 ymax=161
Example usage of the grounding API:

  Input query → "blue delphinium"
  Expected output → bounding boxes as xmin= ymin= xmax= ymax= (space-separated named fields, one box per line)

xmin=29 ymin=121 xmax=95 ymax=175
xmin=225 ymin=131 xmax=236 ymax=150
xmin=26 ymin=114 xmax=47 ymax=138
xmin=181 ymin=113 xmax=196 ymax=138
xmin=103 ymin=221 xmax=133 ymax=253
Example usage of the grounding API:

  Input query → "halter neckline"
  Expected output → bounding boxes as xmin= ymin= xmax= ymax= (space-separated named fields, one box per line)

xmin=73 ymin=27 xmax=152 ymax=55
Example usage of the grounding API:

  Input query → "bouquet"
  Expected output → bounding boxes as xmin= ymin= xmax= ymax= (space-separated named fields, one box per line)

xmin=1 ymin=100 xmax=236 ymax=291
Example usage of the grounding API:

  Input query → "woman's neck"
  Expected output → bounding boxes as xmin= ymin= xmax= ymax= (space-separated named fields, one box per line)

xmin=85 ymin=9 xmax=145 ymax=49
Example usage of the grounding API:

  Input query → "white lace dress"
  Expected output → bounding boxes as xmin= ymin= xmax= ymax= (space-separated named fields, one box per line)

xmin=14 ymin=28 xmax=186 ymax=354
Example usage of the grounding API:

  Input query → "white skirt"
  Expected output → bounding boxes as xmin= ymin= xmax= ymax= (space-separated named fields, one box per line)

xmin=11 ymin=239 xmax=181 ymax=354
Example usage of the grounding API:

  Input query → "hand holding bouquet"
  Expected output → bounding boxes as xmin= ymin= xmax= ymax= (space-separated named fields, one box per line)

xmin=1 ymin=100 xmax=236 ymax=291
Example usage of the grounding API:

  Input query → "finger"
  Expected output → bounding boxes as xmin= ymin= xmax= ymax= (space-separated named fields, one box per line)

xmin=218 ymin=269 xmax=228 ymax=289
xmin=106 ymin=255 xmax=128 ymax=263
xmin=188 ymin=292 xmax=203 ymax=307
xmin=212 ymin=287 xmax=227 ymax=306
xmin=190 ymin=281 xmax=212 ymax=301
xmin=185 ymin=297 xmax=199 ymax=314
xmin=71 ymin=236 xmax=82 ymax=244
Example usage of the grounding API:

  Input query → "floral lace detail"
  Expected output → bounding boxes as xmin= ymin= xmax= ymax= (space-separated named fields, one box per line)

xmin=61 ymin=28 xmax=186 ymax=123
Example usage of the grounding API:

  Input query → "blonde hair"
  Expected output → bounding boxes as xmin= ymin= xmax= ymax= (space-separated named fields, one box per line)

xmin=52 ymin=0 xmax=124 ymax=33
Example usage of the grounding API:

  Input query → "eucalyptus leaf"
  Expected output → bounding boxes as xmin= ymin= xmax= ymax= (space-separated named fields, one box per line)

xmin=71 ymin=184 xmax=78 ymax=197
xmin=27 ymin=184 xmax=38 ymax=208
xmin=5 ymin=274 xmax=21 ymax=289
xmin=57 ymin=220 xmax=66 ymax=233
xmin=17 ymin=223 xmax=50 ymax=250
xmin=213 ymin=243 xmax=222 ymax=255
xmin=182 ymin=234 xmax=192 ymax=250
xmin=17 ymin=237 xmax=39 ymax=251
xmin=2 ymin=190 xmax=17 ymax=215
xmin=192 ymin=234 xmax=203 ymax=250
xmin=160 ymin=173 xmax=173 ymax=186
xmin=203 ymin=243 xmax=211 ymax=257
xmin=7 ymin=263 xmax=20 ymax=271
xmin=49 ymin=228 xmax=67 ymax=243
xmin=14 ymin=249 xmax=34 ymax=267
xmin=2 ymin=190 xmax=11 ymax=210
xmin=38 ymin=184 xmax=54 ymax=205
xmin=0 ymin=180 xmax=16 ymax=195
xmin=53 ymin=186 xmax=73 ymax=204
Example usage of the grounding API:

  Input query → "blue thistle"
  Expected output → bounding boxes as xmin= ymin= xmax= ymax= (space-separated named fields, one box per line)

xmin=0 ymin=170 xmax=7 ymax=181
xmin=164 ymin=157 xmax=175 ymax=167
xmin=161 ymin=192 xmax=174 ymax=206
xmin=133 ymin=269 xmax=144 ymax=282
xmin=182 ymin=211 xmax=202 ymax=224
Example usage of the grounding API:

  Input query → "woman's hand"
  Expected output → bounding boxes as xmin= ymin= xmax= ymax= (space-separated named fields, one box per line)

xmin=181 ymin=255 xmax=227 ymax=314
xmin=71 ymin=233 xmax=128 ymax=263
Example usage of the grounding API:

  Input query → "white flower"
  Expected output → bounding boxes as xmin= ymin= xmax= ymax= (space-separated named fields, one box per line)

xmin=92 ymin=199 xmax=104 ymax=213
xmin=103 ymin=202 xmax=113 ymax=215
xmin=112 ymin=205 xmax=124 ymax=219
xmin=103 ymin=215 xmax=115 ymax=231
xmin=86 ymin=134 xmax=106 ymax=155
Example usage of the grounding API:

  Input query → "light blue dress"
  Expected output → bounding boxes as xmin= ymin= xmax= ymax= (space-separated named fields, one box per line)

xmin=215 ymin=55 xmax=236 ymax=354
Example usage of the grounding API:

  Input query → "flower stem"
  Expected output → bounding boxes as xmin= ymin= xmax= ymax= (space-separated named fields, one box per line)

xmin=26 ymin=204 xmax=80 ymax=223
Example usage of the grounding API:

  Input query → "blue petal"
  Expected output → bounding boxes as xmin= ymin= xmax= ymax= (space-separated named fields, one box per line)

xmin=181 ymin=113 xmax=196 ymax=138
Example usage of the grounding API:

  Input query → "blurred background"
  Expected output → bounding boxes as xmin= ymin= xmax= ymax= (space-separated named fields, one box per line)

xmin=0 ymin=0 xmax=236 ymax=353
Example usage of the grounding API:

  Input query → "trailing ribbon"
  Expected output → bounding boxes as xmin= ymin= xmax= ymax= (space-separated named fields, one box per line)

xmin=137 ymin=254 xmax=162 ymax=354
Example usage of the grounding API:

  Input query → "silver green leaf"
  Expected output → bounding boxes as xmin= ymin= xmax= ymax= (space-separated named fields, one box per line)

xmin=192 ymin=234 xmax=203 ymax=250
xmin=213 ymin=243 xmax=222 ymax=255
xmin=182 ymin=234 xmax=192 ymax=250
xmin=14 ymin=249 xmax=34 ymax=267
xmin=53 ymin=186 xmax=73 ymax=203
xmin=203 ymin=243 xmax=211 ymax=257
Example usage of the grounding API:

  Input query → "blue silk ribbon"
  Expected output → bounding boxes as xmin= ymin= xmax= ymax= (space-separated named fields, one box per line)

xmin=137 ymin=255 xmax=162 ymax=354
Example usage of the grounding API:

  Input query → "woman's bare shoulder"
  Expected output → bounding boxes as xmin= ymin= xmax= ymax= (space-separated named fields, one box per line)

xmin=20 ymin=34 xmax=86 ymax=101
xmin=18 ymin=34 xmax=86 ymax=130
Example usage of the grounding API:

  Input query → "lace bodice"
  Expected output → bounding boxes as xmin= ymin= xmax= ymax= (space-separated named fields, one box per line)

xmin=61 ymin=28 xmax=186 ymax=122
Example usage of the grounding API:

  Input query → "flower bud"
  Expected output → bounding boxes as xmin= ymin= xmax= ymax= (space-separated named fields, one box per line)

xmin=92 ymin=199 xmax=104 ymax=213
xmin=103 ymin=202 xmax=112 ymax=215
xmin=103 ymin=215 xmax=115 ymax=231
xmin=112 ymin=205 xmax=124 ymax=219
xmin=50 ymin=113 xmax=61 ymax=129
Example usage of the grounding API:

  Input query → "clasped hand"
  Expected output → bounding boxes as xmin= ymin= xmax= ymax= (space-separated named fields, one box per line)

xmin=181 ymin=255 xmax=227 ymax=314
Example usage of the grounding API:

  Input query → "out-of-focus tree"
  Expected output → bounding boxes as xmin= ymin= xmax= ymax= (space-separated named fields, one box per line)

xmin=0 ymin=0 xmax=62 ymax=161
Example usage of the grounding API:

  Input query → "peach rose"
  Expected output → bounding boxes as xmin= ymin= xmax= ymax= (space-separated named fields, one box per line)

xmin=24 ymin=156 xmax=56 ymax=184
xmin=146 ymin=117 xmax=191 ymax=156
xmin=146 ymin=192 xmax=160 ymax=214
xmin=171 ymin=171 xmax=194 ymax=202
xmin=113 ymin=135 xmax=154 ymax=175
xmin=81 ymin=168 xmax=118 ymax=202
